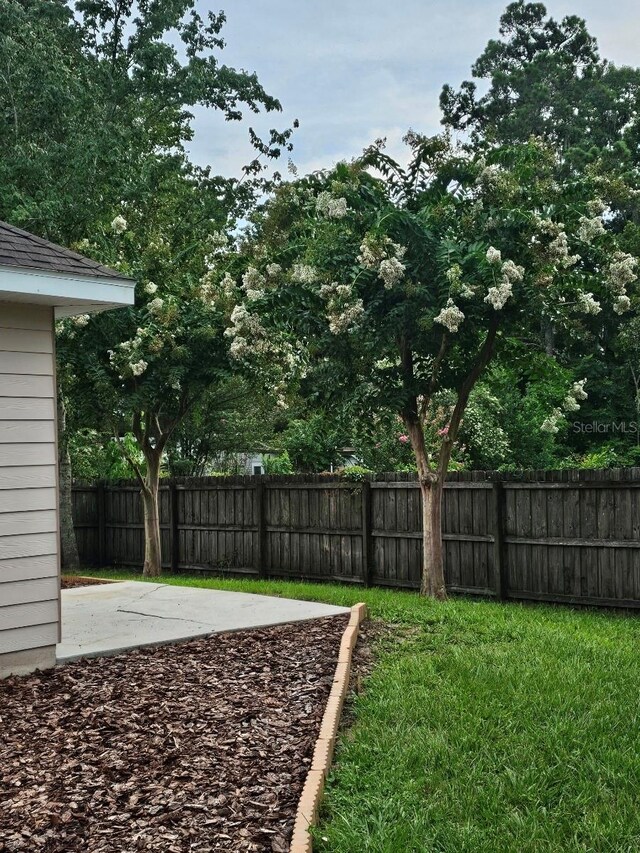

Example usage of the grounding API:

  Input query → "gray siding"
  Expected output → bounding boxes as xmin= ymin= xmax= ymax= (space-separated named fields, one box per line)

xmin=0 ymin=303 xmax=59 ymax=663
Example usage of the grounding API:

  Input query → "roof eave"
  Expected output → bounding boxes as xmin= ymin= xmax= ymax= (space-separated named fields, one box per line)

xmin=0 ymin=264 xmax=135 ymax=317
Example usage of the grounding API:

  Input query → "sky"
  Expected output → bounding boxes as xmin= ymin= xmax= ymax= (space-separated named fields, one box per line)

xmin=186 ymin=0 xmax=640 ymax=179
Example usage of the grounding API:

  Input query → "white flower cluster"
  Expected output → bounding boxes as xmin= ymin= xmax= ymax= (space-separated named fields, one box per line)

xmin=357 ymin=234 xmax=407 ymax=289
xmin=147 ymin=297 xmax=164 ymax=315
xmin=587 ymin=198 xmax=606 ymax=216
xmin=241 ymin=266 xmax=266 ymax=301
xmin=607 ymin=252 xmax=637 ymax=294
xmin=328 ymin=302 xmax=365 ymax=334
xmin=486 ymin=246 xmax=502 ymax=265
xmin=540 ymin=379 xmax=588 ymax=433
xmin=572 ymin=379 xmax=588 ymax=400
xmin=379 ymin=257 xmax=406 ymax=289
xmin=501 ymin=260 xmax=524 ymax=283
xmin=532 ymin=216 xmax=580 ymax=268
xmin=614 ymin=295 xmax=632 ymax=315
xmin=209 ymin=230 xmax=228 ymax=250
xmin=320 ymin=281 xmax=365 ymax=334
xmin=144 ymin=281 xmax=158 ymax=295
xmin=540 ymin=408 xmax=563 ymax=434
xmin=111 ymin=215 xmax=127 ymax=234
xmin=266 ymin=263 xmax=282 ymax=278
xmin=357 ymin=235 xmax=383 ymax=270
xmin=198 ymin=271 xmax=237 ymax=306
xmin=434 ymin=299 xmax=465 ymax=333
xmin=577 ymin=215 xmax=605 ymax=244
xmin=203 ymin=231 xmax=229 ymax=268
xmin=316 ymin=191 xmax=348 ymax=219
xmin=484 ymin=258 xmax=523 ymax=311
xmin=221 ymin=273 xmax=236 ymax=297
xmin=485 ymin=280 xmax=512 ymax=311
xmin=548 ymin=231 xmax=580 ymax=268
xmin=225 ymin=303 xmax=271 ymax=359
xmin=446 ymin=264 xmax=475 ymax=299
xmin=476 ymin=164 xmax=506 ymax=191
xmin=72 ymin=314 xmax=90 ymax=328
xmin=577 ymin=291 xmax=601 ymax=315
xmin=131 ymin=360 xmax=148 ymax=377
xmin=291 ymin=263 xmax=318 ymax=284
xmin=108 ymin=326 xmax=159 ymax=380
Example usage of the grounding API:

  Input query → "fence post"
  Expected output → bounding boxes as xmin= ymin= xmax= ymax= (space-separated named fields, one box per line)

xmin=169 ymin=481 xmax=180 ymax=573
xmin=361 ymin=480 xmax=373 ymax=586
xmin=96 ymin=482 xmax=106 ymax=568
xmin=255 ymin=479 xmax=267 ymax=577
xmin=491 ymin=480 xmax=507 ymax=600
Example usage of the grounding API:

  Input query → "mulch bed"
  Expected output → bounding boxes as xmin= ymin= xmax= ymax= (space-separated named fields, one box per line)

xmin=0 ymin=615 xmax=348 ymax=853
xmin=60 ymin=576 xmax=113 ymax=589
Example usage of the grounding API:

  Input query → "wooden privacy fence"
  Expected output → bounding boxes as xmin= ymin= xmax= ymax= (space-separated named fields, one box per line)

xmin=72 ymin=469 xmax=640 ymax=609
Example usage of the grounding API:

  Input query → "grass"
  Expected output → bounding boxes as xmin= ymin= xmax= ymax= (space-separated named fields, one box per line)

xmin=80 ymin=570 xmax=640 ymax=851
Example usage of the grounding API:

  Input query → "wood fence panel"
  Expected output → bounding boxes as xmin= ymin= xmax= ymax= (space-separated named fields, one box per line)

xmin=71 ymin=469 xmax=640 ymax=609
xmin=71 ymin=486 xmax=98 ymax=565
xmin=264 ymin=482 xmax=362 ymax=581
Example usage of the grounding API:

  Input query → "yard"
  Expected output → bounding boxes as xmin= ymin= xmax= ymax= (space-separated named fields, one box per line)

xmin=86 ymin=572 xmax=640 ymax=852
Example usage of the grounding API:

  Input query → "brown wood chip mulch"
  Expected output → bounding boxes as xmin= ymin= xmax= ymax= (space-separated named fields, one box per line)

xmin=60 ymin=576 xmax=112 ymax=589
xmin=0 ymin=615 xmax=348 ymax=853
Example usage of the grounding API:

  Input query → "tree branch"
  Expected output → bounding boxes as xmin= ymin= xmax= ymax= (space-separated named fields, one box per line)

xmin=438 ymin=318 xmax=499 ymax=476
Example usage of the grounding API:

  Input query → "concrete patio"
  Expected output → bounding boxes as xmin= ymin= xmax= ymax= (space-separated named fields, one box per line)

xmin=57 ymin=581 xmax=348 ymax=663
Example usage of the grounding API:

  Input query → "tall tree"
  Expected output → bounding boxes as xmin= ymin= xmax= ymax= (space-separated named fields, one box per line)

xmin=0 ymin=0 xmax=289 ymax=240
xmin=1 ymin=0 xmax=292 ymax=574
xmin=440 ymin=1 xmax=640 ymax=171
xmin=58 ymin=161 xmax=246 ymax=576
xmin=227 ymin=136 xmax=635 ymax=597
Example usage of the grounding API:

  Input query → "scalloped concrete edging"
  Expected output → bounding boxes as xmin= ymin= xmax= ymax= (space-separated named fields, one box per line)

xmin=75 ymin=576 xmax=122 ymax=583
xmin=289 ymin=602 xmax=368 ymax=853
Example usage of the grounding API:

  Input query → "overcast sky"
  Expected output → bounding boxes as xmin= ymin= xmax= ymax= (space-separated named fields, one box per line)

xmin=186 ymin=1 xmax=640 ymax=178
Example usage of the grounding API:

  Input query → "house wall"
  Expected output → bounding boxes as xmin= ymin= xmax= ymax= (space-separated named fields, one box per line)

xmin=0 ymin=303 xmax=58 ymax=677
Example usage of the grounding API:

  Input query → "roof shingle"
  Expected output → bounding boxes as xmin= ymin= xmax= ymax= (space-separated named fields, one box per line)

xmin=0 ymin=221 xmax=134 ymax=281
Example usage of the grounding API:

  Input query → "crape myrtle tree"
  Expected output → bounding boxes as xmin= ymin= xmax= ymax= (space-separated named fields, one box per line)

xmin=58 ymin=163 xmax=227 ymax=575
xmin=56 ymin=161 xmax=280 ymax=577
xmin=223 ymin=135 xmax=637 ymax=597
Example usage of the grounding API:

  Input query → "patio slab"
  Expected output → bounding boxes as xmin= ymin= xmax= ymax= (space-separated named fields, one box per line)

xmin=56 ymin=581 xmax=349 ymax=663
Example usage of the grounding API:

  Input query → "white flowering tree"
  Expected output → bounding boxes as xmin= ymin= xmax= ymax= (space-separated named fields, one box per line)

xmin=57 ymin=169 xmax=243 ymax=577
xmin=229 ymin=135 xmax=637 ymax=597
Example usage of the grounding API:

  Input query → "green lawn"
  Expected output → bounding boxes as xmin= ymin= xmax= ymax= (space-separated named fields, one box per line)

xmin=80 ymin=570 xmax=640 ymax=852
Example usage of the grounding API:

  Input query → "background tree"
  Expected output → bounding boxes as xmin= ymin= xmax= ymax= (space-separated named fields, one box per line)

xmin=166 ymin=380 xmax=280 ymax=477
xmin=0 ymin=0 xmax=289 ymax=240
xmin=228 ymin=137 xmax=635 ymax=597
xmin=440 ymin=1 xmax=640 ymax=169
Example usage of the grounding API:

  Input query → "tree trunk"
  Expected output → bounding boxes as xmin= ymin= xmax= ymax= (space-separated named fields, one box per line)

xmin=141 ymin=453 xmax=162 ymax=577
xmin=57 ymin=396 xmax=80 ymax=570
xmin=542 ymin=318 xmax=555 ymax=356
xmin=419 ymin=478 xmax=446 ymax=599
xmin=404 ymin=416 xmax=447 ymax=600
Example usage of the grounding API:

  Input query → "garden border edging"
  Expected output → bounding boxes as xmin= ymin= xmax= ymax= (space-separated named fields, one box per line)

xmin=289 ymin=602 xmax=368 ymax=853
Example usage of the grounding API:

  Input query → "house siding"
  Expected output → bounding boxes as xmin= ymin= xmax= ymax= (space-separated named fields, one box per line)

xmin=0 ymin=303 xmax=58 ymax=676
